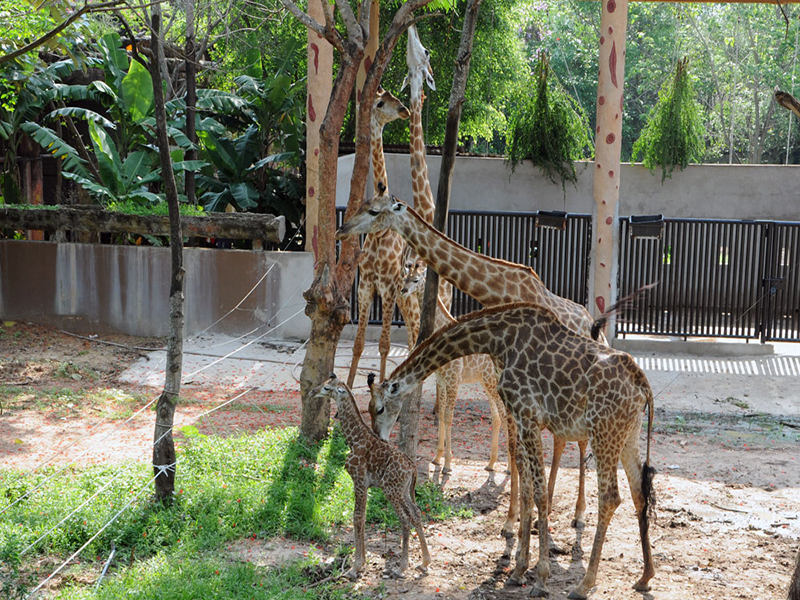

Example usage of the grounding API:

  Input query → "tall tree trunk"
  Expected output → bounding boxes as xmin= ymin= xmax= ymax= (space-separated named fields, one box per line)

xmin=398 ymin=0 xmax=483 ymax=459
xmin=185 ymin=0 xmax=197 ymax=205
xmin=150 ymin=4 xmax=184 ymax=502
xmin=790 ymin=548 xmax=800 ymax=600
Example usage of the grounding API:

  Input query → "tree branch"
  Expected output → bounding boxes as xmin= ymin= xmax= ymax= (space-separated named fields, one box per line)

xmin=0 ymin=1 xmax=123 ymax=66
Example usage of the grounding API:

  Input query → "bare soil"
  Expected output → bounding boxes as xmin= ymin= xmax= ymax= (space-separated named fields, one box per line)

xmin=1 ymin=322 xmax=799 ymax=599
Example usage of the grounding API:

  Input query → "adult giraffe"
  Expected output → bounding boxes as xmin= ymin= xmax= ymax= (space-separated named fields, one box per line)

xmin=345 ymin=89 xmax=415 ymax=388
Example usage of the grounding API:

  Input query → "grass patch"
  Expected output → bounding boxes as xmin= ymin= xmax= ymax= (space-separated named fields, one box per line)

xmin=0 ymin=425 xmax=467 ymax=598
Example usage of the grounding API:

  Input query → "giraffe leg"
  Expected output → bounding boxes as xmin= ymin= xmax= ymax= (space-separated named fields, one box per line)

xmin=485 ymin=388 xmax=502 ymax=472
xmin=346 ymin=483 xmax=368 ymax=580
xmin=500 ymin=414 xmax=519 ymax=545
xmin=347 ymin=279 xmax=374 ymax=388
xmin=397 ymin=291 xmax=419 ymax=349
xmin=442 ymin=374 xmax=459 ymax=473
xmin=378 ymin=287 xmax=397 ymax=383
xmin=620 ymin=419 xmax=655 ymax=592
xmin=548 ymin=435 xmax=566 ymax=515
xmin=568 ymin=444 xmax=622 ymax=599
xmin=432 ymin=375 xmax=447 ymax=467
xmin=407 ymin=481 xmax=431 ymax=572
xmin=573 ymin=439 xmax=588 ymax=529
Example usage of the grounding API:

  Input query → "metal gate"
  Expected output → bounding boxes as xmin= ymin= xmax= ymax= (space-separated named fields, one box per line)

xmin=617 ymin=217 xmax=800 ymax=342
xmin=337 ymin=208 xmax=592 ymax=324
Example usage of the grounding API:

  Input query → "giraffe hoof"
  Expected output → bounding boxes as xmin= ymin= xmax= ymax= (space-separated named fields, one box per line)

xmin=571 ymin=517 xmax=586 ymax=530
xmin=484 ymin=464 xmax=496 ymax=472
xmin=387 ymin=567 xmax=406 ymax=580
xmin=415 ymin=564 xmax=428 ymax=575
xmin=504 ymin=573 xmax=526 ymax=587
xmin=344 ymin=568 xmax=361 ymax=581
xmin=442 ymin=466 xmax=452 ymax=474
xmin=567 ymin=588 xmax=588 ymax=600
xmin=632 ymin=579 xmax=651 ymax=592
xmin=530 ymin=583 xmax=550 ymax=597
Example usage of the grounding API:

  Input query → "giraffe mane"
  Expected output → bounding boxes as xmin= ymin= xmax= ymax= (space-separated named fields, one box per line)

xmin=394 ymin=199 xmax=545 ymax=285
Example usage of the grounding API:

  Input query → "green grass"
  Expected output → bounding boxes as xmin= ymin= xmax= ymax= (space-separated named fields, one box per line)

xmin=0 ymin=426 xmax=465 ymax=598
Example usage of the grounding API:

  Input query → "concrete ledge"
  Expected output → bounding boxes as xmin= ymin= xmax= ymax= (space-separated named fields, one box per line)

xmin=612 ymin=336 xmax=774 ymax=357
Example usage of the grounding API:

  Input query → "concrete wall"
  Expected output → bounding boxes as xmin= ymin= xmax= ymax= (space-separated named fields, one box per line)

xmin=0 ymin=241 xmax=314 ymax=339
xmin=337 ymin=154 xmax=800 ymax=221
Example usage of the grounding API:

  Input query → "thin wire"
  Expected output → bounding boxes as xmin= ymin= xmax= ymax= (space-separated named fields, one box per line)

xmin=185 ymin=306 xmax=306 ymax=378
xmin=25 ymin=469 xmax=165 ymax=599
xmin=20 ymin=427 xmax=175 ymax=557
xmin=1 ymin=395 xmax=160 ymax=515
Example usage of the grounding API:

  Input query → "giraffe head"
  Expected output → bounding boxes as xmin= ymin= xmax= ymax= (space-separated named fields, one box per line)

xmin=401 ymin=24 xmax=435 ymax=98
xmin=400 ymin=259 xmax=426 ymax=299
xmin=312 ymin=373 xmax=351 ymax=415
xmin=336 ymin=194 xmax=409 ymax=240
xmin=366 ymin=372 xmax=408 ymax=440
xmin=373 ymin=86 xmax=410 ymax=129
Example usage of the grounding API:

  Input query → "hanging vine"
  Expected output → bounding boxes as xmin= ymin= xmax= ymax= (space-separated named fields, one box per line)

xmin=506 ymin=51 xmax=592 ymax=187
xmin=632 ymin=56 xmax=706 ymax=182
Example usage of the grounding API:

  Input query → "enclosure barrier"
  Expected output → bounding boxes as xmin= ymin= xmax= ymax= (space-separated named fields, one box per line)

xmin=617 ymin=217 xmax=800 ymax=343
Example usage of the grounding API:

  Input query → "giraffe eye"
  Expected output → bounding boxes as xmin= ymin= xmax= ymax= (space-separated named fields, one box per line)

xmin=368 ymin=209 xmax=379 ymax=216
xmin=377 ymin=100 xmax=384 ymax=108
xmin=376 ymin=405 xmax=385 ymax=415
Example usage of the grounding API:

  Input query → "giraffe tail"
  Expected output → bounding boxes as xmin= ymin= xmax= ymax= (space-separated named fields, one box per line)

xmin=591 ymin=282 xmax=659 ymax=340
xmin=641 ymin=386 xmax=656 ymax=522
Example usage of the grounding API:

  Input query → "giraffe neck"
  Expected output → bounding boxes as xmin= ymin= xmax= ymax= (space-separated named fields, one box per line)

xmin=409 ymin=91 xmax=435 ymax=224
xmin=391 ymin=307 xmax=508 ymax=392
xmin=372 ymin=118 xmax=389 ymax=195
xmin=396 ymin=205 xmax=550 ymax=306
xmin=335 ymin=389 xmax=375 ymax=448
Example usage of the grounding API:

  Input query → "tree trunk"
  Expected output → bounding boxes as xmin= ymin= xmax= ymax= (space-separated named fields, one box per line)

xmin=790 ymin=548 xmax=800 ymax=600
xmin=149 ymin=4 xmax=184 ymax=503
xmin=398 ymin=0 xmax=483 ymax=460
xmin=185 ymin=0 xmax=197 ymax=206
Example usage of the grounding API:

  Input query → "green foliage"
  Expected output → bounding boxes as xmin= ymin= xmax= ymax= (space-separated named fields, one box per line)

xmin=506 ymin=51 xmax=591 ymax=187
xmin=632 ymin=57 xmax=706 ymax=182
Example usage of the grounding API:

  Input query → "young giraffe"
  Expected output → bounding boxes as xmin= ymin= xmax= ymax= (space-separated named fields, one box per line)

xmin=402 ymin=266 xmax=510 ymax=474
xmin=368 ymin=303 xmax=656 ymax=599
xmin=313 ymin=374 xmax=431 ymax=579
xmin=346 ymin=88 xmax=413 ymax=388
xmin=338 ymin=194 xmax=590 ymax=535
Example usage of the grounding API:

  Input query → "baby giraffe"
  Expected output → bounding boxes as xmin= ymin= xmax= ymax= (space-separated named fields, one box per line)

xmin=314 ymin=374 xmax=431 ymax=579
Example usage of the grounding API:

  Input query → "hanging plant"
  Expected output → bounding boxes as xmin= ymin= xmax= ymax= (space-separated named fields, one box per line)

xmin=506 ymin=51 xmax=592 ymax=188
xmin=632 ymin=57 xmax=706 ymax=182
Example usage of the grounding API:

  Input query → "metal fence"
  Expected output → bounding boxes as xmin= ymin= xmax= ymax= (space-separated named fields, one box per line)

xmin=337 ymin=207 xmax=592 ymax=325
xmin=617 ymin=217 xmax=800 ymax=342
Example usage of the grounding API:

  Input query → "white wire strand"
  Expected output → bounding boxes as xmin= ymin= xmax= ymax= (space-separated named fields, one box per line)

xmin=24 ymin=469 xmax=165 ymax=599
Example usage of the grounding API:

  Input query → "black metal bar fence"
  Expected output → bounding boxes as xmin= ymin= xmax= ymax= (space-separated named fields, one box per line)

xmin=337 ymin=208 xmax=592 ymax=326
xmin=618 ymin=217 xmax=800 ymax=343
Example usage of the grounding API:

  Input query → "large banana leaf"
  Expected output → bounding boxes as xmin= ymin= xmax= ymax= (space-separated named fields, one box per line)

xmin=121 ymin=59 xmax=154 ymax=123
xmin=98 ymin=32 xmax=129 ymax=89
xmin=88 ymin=121 xmax=123 ymax=195
xmin=47 ymin=107 xmax=116 ymax=130
xmin=196 ymin=89 xmax=248 ymax=113
xmin=62 ymin=172 xmax=115 ymax=203
xmin=248 ymin=152 xmax=293 ymax=172
xmin=20 ymin=122 xmax=89 ymax=178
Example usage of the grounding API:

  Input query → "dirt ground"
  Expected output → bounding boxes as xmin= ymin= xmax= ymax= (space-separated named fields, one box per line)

xmin=1 ymin=321 xmax=799 ymax=599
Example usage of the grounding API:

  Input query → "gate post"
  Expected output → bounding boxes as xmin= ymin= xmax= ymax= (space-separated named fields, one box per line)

xmin=589 ymin=0 xmax=629 ymax=332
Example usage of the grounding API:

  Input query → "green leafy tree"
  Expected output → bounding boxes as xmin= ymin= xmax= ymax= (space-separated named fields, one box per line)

xmin=506 ymin=51 xmax=591 ymax=187
xmin=632 ymin=57 xmax=706 ymax=181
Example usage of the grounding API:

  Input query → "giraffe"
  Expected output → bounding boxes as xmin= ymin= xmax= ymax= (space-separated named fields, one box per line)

xmin=312 ymin=373 xmax=431 ymax=579
xmin=368 ymin=303 xmax=656 ymax=599
xmin=345 ymin=88 xmax=414 ymax=388
xmin=338 ymin=194 xmax=590 ymax=532
xmin=402 ymin=268 xmax=510 ymax=475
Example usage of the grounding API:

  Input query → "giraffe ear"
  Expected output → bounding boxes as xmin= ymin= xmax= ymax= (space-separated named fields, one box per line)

xmin=390 ymin=382 xmax=400 ymax=394
xmin=425 ymin=69 xmax=436 ymax=92
xmin=391 ymin=201 xmax=406 ymax=214
xmin=367 ymin=372 xmax=376 ymax=389
xmin=400 ymin=74 xmax=409 ymax=92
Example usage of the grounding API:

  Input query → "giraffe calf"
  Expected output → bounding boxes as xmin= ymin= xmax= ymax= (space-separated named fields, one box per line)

xmin=313 ymin=374 xmax=431 ymax=579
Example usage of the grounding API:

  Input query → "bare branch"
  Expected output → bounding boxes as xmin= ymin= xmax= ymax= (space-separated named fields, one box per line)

xmin=280 ymin=0 xmax=326 ymax=38
xmin=0 ymin=1 xmax=124 ymax=66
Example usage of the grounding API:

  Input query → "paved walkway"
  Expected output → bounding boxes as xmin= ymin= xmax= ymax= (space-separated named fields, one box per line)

xmin=120 ymin=333 xmax=800 ymax=420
